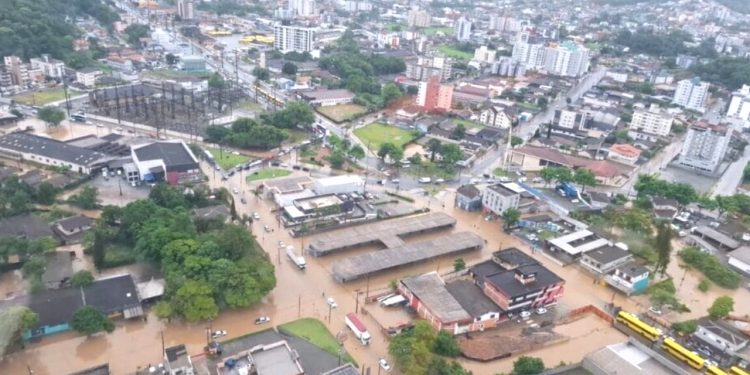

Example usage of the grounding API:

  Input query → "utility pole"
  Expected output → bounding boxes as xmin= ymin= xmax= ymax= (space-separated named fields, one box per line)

xmin=355 ymin=289 xmax=361 ymax=314
xmin=298 ymin=294 xmax=301 ymax=318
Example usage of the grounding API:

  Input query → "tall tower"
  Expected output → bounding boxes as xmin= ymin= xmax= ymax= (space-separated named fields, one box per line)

xmin=177 ymin=0 xmax=194 ymax=20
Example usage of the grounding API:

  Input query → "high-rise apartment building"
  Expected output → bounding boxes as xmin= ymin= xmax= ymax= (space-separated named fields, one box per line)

xmin=176 ymin=0 xmax=194 ymax=19
xmin=473 ymin=46 xmax=497 ymax=63
xmin=672 ymin=78 xmax=709 ymax=113
xmin=628 ymin=104 xmax=674 ymax=137
xmin=2 ymin=56 xmax=28 ymax=87
xmin=417 ymin=76 xmax=453 ymax=112
xmin=727 ymin=84 xmax=750 ymax=124
xmin=455 ymin=17 xmax=472 ymax=41
xmin=274 ymin=24 xmax=316 ymax=52
xmin=512 ymin=41 xmax=589 ymax=77
xmin=288 ymin=0 xmax=316 ymax=17
xmin=407 ymin=9 xmax=431 ymax=28
xmin=677 ymin=122 xmax=731 ymax=174
xmin=405 ymin=56 xmax=452 ymax=81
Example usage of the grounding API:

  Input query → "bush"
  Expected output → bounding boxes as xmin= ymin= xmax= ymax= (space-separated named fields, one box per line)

xmin=698 ymin=279 xmax=711 ymax=293
xmin=71 ymin=270 xmax=94 ymax=287
xmin=679 ymin=247 xmax=742 ymax=289
xmin=671 ymin=320 xmax=698 ymax=334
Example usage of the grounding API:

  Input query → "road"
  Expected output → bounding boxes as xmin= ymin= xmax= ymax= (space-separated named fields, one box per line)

xmin=711 ymin=147 xmax=750 ymax=197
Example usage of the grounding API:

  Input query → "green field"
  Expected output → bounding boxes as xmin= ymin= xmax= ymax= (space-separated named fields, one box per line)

xmin=280 ymin=318 xmax=354 ymax=363
xmin=206 ymin=147 xmax=250 ymax=169
xmin=354 ymin=123 xmax=416 ymax=151
xmin=146 ymin=69 xmax=211 ymax=80
xmin=12 ymin=88 xmax=68 ymax=106
xmin=421 ymin=27 xmax=453 ymax=36
xmin=246 ymin=168 xmax=292 ymax=181
xmin=517 ymin=102 xmax=541 ymax=112
xmin=453 ymin=118 xmax=484 ymax=129
xmin=317 ymin=104 xmax=367 ymax=123
xmin=436 ymin=44 xmax=473 ymax=60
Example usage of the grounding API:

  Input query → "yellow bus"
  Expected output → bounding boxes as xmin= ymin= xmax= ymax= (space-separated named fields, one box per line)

xmin=662 ymin=337 xmax=705 ymax=370
xmin=707 ymin=366 xmax=729 ymax=375
xmin=730 ymin=366 xmax=750 ymax=375
xmin=616 ymin=310 xmax=662 ymax=342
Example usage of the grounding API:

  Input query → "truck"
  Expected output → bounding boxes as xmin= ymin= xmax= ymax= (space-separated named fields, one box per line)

xmin=345 ymin=313 xmax=371 ymax=345
xmin=418 ymin=177 xmax=432 ymax=184
xmin=556 ymin=182 xmax=577 ymax=198
xmin=380 ymin=294 xmax=407 ymax=307
xmin=286 ymin=246 xmax=306 ymax=270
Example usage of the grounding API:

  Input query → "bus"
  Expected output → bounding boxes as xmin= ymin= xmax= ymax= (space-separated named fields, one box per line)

xmin=661 ymin=337 xmax=705 ymax=370
xmin=707 ymin=366 xmax=729 ymax=375
xmin=730 ymin=367 xmax=750 ymax=375
xmin=616 ymin=310 xmax=662 ymax=342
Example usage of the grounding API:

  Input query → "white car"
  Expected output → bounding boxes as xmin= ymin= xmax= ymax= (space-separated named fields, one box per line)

xmin=535 ymin=307 xmax=547 ymax=315
xmin=264 ymin=225 xmax=272 ymax=233
xmin=520 ymin=311 xmax=532 ymax=318
xmin=211 ymin=330 xmax=227 ymax=339
xmin=326 ymin=297 xmax=338 ymax=309
xmin=378 ymin=359 xmax=391 ymax=372
xmin=255 ymin=316 xmax=271 ymax=325
xmin=233 ymin=188 xmax=239 ymax=194
xmin=278 ymin=241 xmax=286 ymax=248
xmin=253 ymin=212 xmax=260 ymax=220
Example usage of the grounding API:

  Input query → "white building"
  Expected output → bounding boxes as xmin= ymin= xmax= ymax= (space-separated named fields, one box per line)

xmin=274 ymin=24 xmax=316 ymax=52
xmin=677 ymin=122 xmax=731 ymax=174
xmin=479 ymin=106 xmax=512 ymax=128
xmin=489 ymin=16 xmax=521 ymax=32
xmin=555 ymin=108 xmax=587 ymax=129
xmin=628 ymin=104 xmax=674 ymax=137
xmin=344 ymin=1 xmax=372 ymax=12
xmin=0 ymin=132 xmax=107 ymax=174
xmin=288 ymin=0 xmax=316 ymax=17
xmin=454 ymin=17 xmax=472 ymax=41
xmin=726 ymin=84 xmax=750 ymax=125
xmin=512 ymin=41 xmax=589 ymax=77
xmin=728 ymin=246 xmax=750 ymax=275
xmin=672 ymin=78 xmax=709 ymax=113
xmin=176 ymin=0 xmax=194 ymax=19
xmin=313 ymin=175 xmax=364 ymax=195
xmin=75 ymin=69 xmax=101 ymax=88
xmin=481 ymin=183 xmax=522 ymax=215
xmin=405 ymin=56 xmax=452 ymax=81
xmin=473 ymin=46 xmax=497 ymax=64
xmin=407 ymin=9 xmax=431 ymax=28
xmin=30 ymin=55 xmax=65 ymax=79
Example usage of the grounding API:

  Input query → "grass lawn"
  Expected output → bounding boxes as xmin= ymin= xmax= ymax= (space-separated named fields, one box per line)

xmin=246 ymin=168 xmax=292 ymax=181
xmin=421 ymin=27 xmax=453 ymax=36
xmin=493 ymin=167 xmax=509 ymax=177
xmin=286 ymin=129 xmax=309 ymax=143
xmin=408 ymin=161 xmax=456 ymax=180
xmin=354 ymin=123 xmax=416 ymax=151
xmin=317 ymin=104 xmax=368 ymax=123
xmin=280 ymin=318 xmax=355 ymax=363
xmin=146 ymin=69 xmax=211 ymax=80
xmin=12 ymin=88 xmax=67 ymax=106
xmin=206 ymin=147 xmax=250 ymax=169
xmin=453 ymin=118 xmax=484 ymax=129
xmin=517 ymin=102 xmax=541 ymax=112
xmin=436 ymin=44 xmax=473 ymax=61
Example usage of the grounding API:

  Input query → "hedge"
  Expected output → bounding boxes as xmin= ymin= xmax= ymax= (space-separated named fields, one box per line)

xmin=679 ymin=247 xmax=741 ymax=289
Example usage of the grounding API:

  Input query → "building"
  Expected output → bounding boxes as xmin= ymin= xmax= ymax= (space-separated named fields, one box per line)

xmin=2 ymin=56 xmax=29 ymax=87
xmin=481 ymin=183 xmax=521 ymax=215
xmin=579 ymin=244 xmax=633 ymax=275
xmin=728 ymin=246 xmax=750 ymax=275
xmin=344 ymin=1 xmax=373 ymax=12
xmin=480 ymin=106 xmax=513 ymax=128
xmin=300 ymin=89 xmax=355 ymax=107
xmin=677 ymin=122 xmax=731 ymax=174
xmin=470 ymin=248 xmax=564 ymax=313
xmin=42 ymin=252 xmax=74 ymax=290
xmin=605 ymin=262 xmax=650 ymax=295
xmin=546 ymin=229 xmax=610 ymax=259
xmin=694 ymin=318 xmax=749 ymax=355
xmin=76 ymin=68 xmax=101 ymax=88
xmin=607 ymin=144 xmax=641 ymax=165
xmin=554 ymin=108 xmax=588 ymax=129
xmin=180 ymin=56 xmax=206 ymax=72
xmin=455 ymin=184 xmax=482 ymax=211
xmin=30 ymin=55 xmax=65 ymax=79
xmin=672 ymin=78 xmax=709 ymax=112
xmin=288 ymin=0 xmax=316 ymax=17
xmin=417 ymin=76 xmax=453 ymax=112
xmin=176 ymin=0 xmax=194 ymax=19
xmin=629 ymin=104 xmax=674 ymax=137
xmin=0 ymin=132 xmax=108 ymax=174
xmin=52 ymin=215 xmax=94 ymax=245
xmin=512 ymin=40 xmax=590 ymax=77
xmin=651 ymin=197 xmax=679 ymax=221
xmin=274 ymin=24 xmax=316 ymax=53
xmin=510 ymin=146 xmax=632 ymax=186
xmin=405 ymin=56 xmax=453 ymax=81
xmin=408 ymin=9 xmax=431 ymax=27
xmin=727 ymin=84 xmax=750 ymax=125
xmin=164 ymin=344 xmax=194 ymax=375
xmin=215 ymin=340 xmax=305 ymax=374
xmin=312 ymin=175 xmax=364 ymax=195
xmin=473 ymin=46 xmax=496 ymax=63
xmin=455 ymin=17 xmax=472 ymax=41
xmin=583 ymin=341 xmax=681 ymax=375
xmin=492 ymin=57 xmax=525 ymax=77
xmin=489 ymin=16 xmax=521 ymax=33
xmin=130 ymin=140 xmax=201 ymax=185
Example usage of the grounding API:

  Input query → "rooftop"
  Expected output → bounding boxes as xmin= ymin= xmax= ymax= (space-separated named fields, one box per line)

xmin=457 ymin=184 xmax=481 ymax=199
xmin=609 ymin=144 xmax=641 ymax=158
xmin=132 ymin=141 xmax=198 ymax=171
xmin=547 ymin=229 xmax=610 ymax=256
xmin=485 ymin=263 xmax=564 ymax=299
xmin=616 ymin=261 xmax=650 ymax=278
xmin=693 ymin=225 xmax=740 ymax=249
xmin=445 ymin=280 xmax=502 ymax=316
xmin=263 ymin=176 xmax=313 ymax=194
xmin=584 ymin=341 xmax=676 ymax=375
xmin=729 ymin=246 xmax=750 ymax=265
xmin=0 ymin=213 xmax=55 ymax=240
xmin=583 ymin=245 xmax=632 ymax=265
xmin=401 ymin=273 xmax=471 ymax=323
xmin=0 ymin=132 xmax=107 ymax=167
xmin=301 ymin=89 xmax=355 ymax=101
xmin=487 ymin=183 xmax=520 ymax=197
xmin=492 ymin=247 xmax=537 ymax=268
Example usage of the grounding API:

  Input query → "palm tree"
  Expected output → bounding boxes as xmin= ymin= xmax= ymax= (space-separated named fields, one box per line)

xmin=427 ymin=139 xmax=442 ymax=162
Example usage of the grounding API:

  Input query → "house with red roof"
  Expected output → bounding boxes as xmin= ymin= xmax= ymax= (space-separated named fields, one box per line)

xmin=607 ymin=144 xmax=641 ymax=165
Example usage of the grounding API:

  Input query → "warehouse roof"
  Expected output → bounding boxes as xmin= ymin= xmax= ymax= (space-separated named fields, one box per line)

xmin=401 ymin=273 xmax=471 ymax=323
xmin=0 ymin=132 xmax=107 ymax=166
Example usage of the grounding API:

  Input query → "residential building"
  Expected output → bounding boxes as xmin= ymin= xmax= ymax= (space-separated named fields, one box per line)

xmin=492 ymin=57 xmax=525 ymax=77
xmin=510 ymin=146 xmax=632 ymax=186
xmin=164 ymin=345 xmax=194 ymax=375
xmin=579 ymin=245 xmax=633 ymax=275
xmin=215 ymin=340 xmax=305 ymax=374
xmin=480 ymin=106 xmax=513 ymax=128
xmin=672 ymin=78 xmax=709 ymax=113
xmin=344 ymin=1 xmax=373 ymax=12
xmin=455 ymin=184 xmax=482 ymax=211
xmin=677 ymin=122 xmax=731 ymax=174
xmin=554 ymin=108 xmax=588 ymax=129
xmin=728 ymin=246 xmax=750 ymax=275
xmin=473 ymin=46 xmax=497 ymax=63
xmin=512 ymin=40 xmax=590 ymax=77
xmin=42 ymin=252 xmax=74 ymax=290
xmin=52 ymin=215 xmax=94 ymax=245
xmin=288 ymin=0 xmax=316 ymax=17
xmin=131 ymin=140 xmax=201 ymax=185
xmin=274 ymin=24 xmax=316 ymax=53
xmin=546 ymin=229 xmax=610 ymax=259
xmin=0 ymin=132 xmax=108 ymax=174
xmin=651 ymin=197 xmax=679 ymax=221
xmin=605 ymin=261 xmax=650 ymax=295
xmin=407 ymin=9 xmax=431 ymax=28
xmin=727 ymin=84 xmax=750 ymax=125
xmin=76 ymin=68 xmax=101 ymax=88
xmin=176 ymin=0 xmax=194 ymax=19
xmin=481 ymin=183 xmax=521 ymax=215
xmin=629 ymin=104 xmax=674 ymax=137
xmin=300 ymin=88 xmax=355 ymax=107
xmin=417 ymin=76 xmax=453 ymax=112
xmin=470 ymin=248 xmax=564 ymax=313
xmin=607 ymin=144 xmax=641 ymax=165
xmin=180 ymin=56 xmax=206 ymax=72
xmin=2 ymin=55 xmax=29 ymax=87
xmin=455 ymin=17 xmax=472 ymax=41
xmin=694 ymin=318 xmax=749 ymax=355
xmin=405 ymin=56 xmax=452 ymax=81
xmin=489 ymin=16 xmax=521 ymax=33
xmin=29 ymin=55 xmax=64 ymax=79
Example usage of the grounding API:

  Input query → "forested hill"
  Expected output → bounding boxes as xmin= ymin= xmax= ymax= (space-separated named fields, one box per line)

xmin=0 ymin=0 xmax=119 ymax=61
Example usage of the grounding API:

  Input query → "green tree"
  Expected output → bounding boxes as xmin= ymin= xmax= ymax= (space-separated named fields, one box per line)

xmin=513 ymin=356 xmax=545 ymax=375
xmin=71 ymin=270 xmax=94 ymax=287
xmin=71 ymin=306 xmax=115 ymax=336
xmin=440 ymin=144 xmax=463 ymax=166
xmin=654 ymin=222 xmax=673 ymax=277
xmin=502 ymin=208 xmax=521 ymax=230
xmin=282 ymin=62 xmax=298 ymax=75
xmin=539 ymin=167 xmax=557 ymax=187
xmin=149 ymin=183 xmax=187 ymax=209
xmin=165 ymin=53 xmax=178 ymax=65
xmin=348 ymin=145 xmax=365 ymax=161
xmin=37 ymin=106 xmax=65 ymax=127
xmin=328 ymin=149 xmax=346 ymax=169
xmin=381 ymin=83 xmax=403 ymax=106
xmin=511 ymin=136 xmax=523 ymax=147
xmin=35 ymin=182 xmax=58 ymax=205
xmin=68 ymin=186 xmax=99 ymax=209
xmin=427 ymin=139 xmax=442 ymax=162
xmin=171 ymin=280 xmax=219 ymax=322
xmin=453 ymin=258 xmax=466 ymax=272
xmin=124 ymin=23 xmax=150 ymax=46
xmin=574 ymin=169 xmax=597 ymax=193
xmin=252 ymin=67 xmax=270 ymax=81
xmin=708 ymin=296 xmax=734 ymax=319
xmin=261 ymin=101 xmax=315 ymax=129
xmin=378 ymin=142 xmax=398 ymax=160
xmin=408 ymin=153 xmax=422 ymax=166
xmin=433 ymin=330 xmax=461 ymax=357
xmin=208 ymin=72 xmax=226 ymax=89
xmin=451 ymin=124 xmax=466 ymax=140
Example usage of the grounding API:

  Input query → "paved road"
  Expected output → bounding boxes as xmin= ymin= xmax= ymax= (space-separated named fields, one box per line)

xmin=711 ymin=147 xmax=750 ymax=197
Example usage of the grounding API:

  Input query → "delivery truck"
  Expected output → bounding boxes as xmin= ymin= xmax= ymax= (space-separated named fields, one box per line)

xmin=286 ymin=246 xmax=306 ymax=270
xmin=345 ymin=313 xmax=371 ymax=345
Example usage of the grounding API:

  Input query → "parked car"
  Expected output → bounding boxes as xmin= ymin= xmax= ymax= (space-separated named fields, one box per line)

xmin=535 ymin=307 xmax=547 ymax=315
xmin=253 ymin=212 xmax=260 ymax=220
xmin=240 ymin=197 xmax=247 ymax=204
xmin=264 ymin=225 xmax=271 ymax=232
xmin=520 ymin=311 xmax=532 ymax=318
xmin=255 ymin=316 xmax=271 ymax=325
xmin=378 ymin=359 xmax=391 ymax=372
xmin=326 ymin=297 xmax=338 ymax=309
xmin=211 ymin=330 xmax=227 ymax=339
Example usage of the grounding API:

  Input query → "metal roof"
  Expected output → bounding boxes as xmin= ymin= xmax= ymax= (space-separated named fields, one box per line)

xmin=401 ymin=273 xmax=471 ymax=323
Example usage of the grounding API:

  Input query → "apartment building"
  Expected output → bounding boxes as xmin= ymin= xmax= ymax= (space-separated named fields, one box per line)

xmin=274 ymin=24 xmax=316 ymax=52
xmin=480 ymin=106 xmax=513 ymax=128
xmin=407 ymin=9 xmax=431 ymax=27
xmin=672 ymin=78 xmax=709 ymax=113
xmin=288 ymin=0 xmax=316 ymax=17
xmin=677 ymin=122 xmax=731 ymax=174
xmin=405 ymin=56 xmax=452 ymax=81
xmin=2 ymin=56 xmax=29 ymax=87
xmin=473 ymin=46 xmax=497 ymax=63
xmin=512 ymin=41 xmax=590 ymax=77
xmin=727 ymin=84 xmax=750 ymax=125
xmin=30 ymin=55 xmax=65 ymax=79
xmin=176 ymin=0 xmax=194 ymax=19
xmin=628 ymin=104 xmax=674 ymax=137
xmin=455 ymin=17 xmax=472 ymax=41
xmin=481 ymin=183 xmax=522 ymax=215
xmin=554 ymin=108 xmax=588 ymax=129
xmin=417 ymin=76 xmax=453 ymax=112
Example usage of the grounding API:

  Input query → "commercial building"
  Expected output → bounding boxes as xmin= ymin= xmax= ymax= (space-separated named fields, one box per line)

xmin=607 ymin=144 xmax=641 ymax=165
xmin=455 ymin=184 xmax=482 ymax=211
xmin=728 ymin=246 xmax=750 ymax=275
xmin=215 ymin=340 xmax=305 ymax=375
xmin=405 ymin=56 xmax=453 ymax=81
xmin=407 ymin=9 xmax=431 ymax=27
xmin=546 ymin=229 xmax=610 ymax=259
xmin=417 ymin=76 xmax=453 ymax=112
xmin=628 ymin=104 xmax=674 ymax=137
xmin=583 ymin=340 xmax=683 ymax=375
xmin=694 ymin=318 xmax=749 ymax=356
xmin=312 ymin=175 xmax=364 ymax=195
xmin=300 ymin=88 xmax=355 ymax=107
xmin=274 ymin=24 xmax=316 ymax=53
xmin=554 ymin=108 xmax=588 ymax=129
xmin=512 ymin=40 xmax=590 ymax=77
xmin=727 ymin=84 xmax=750 ymax=126
xmin=481 ymin=183 xmax=521 ymax=215
xmin=130 ymin=140 xmax=201 ymax=185
xmin=677 ymin=122 xmax=731 ymax=174
xmin=455 ymin=17 xmax=472 ymax=41
xmin=510 ymin=146 xmax=633 ymax=186
xmin=0 ymin=132 xmax=107 ymax=174
xmin=288 ymin=0 xmax=316 ymax=17
xmin=180 ymin=56 xmax=206 ymax=72
xmin=672 ymin=78 xmax=709 ymax=113
xmin=176 ymin=0 xmax=194 ymax=19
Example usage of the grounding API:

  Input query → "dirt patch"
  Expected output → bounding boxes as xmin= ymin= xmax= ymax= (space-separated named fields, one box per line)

xmin=458 ymin=325 xmax=567 ymax=361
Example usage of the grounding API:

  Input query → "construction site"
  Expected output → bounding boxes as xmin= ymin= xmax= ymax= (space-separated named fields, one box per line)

xmin=87 ymin=81 xmax=247 ymax=139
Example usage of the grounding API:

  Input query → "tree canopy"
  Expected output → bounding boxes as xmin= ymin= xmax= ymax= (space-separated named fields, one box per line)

xmin=691 ymin=57 xmax=750 ymax=90
xmin=71 ymin=306 xmax=114 ymax=336
xmin=708 ymin=296 xmax=734 ymax=319
xmin=513 ymin=356 xmax=545 ymax=375
xmin=124 ymin=23 xmax=150 ymax=46
xmin=388 ymin=321 xmax=469 ymax=375
xmin=634 ymin=175 xmax=697 ymax=206
xmin=68 ymin=186 xmax=99 ymax=209
xmin=38 ymin=106 xmax=65 ymax=127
